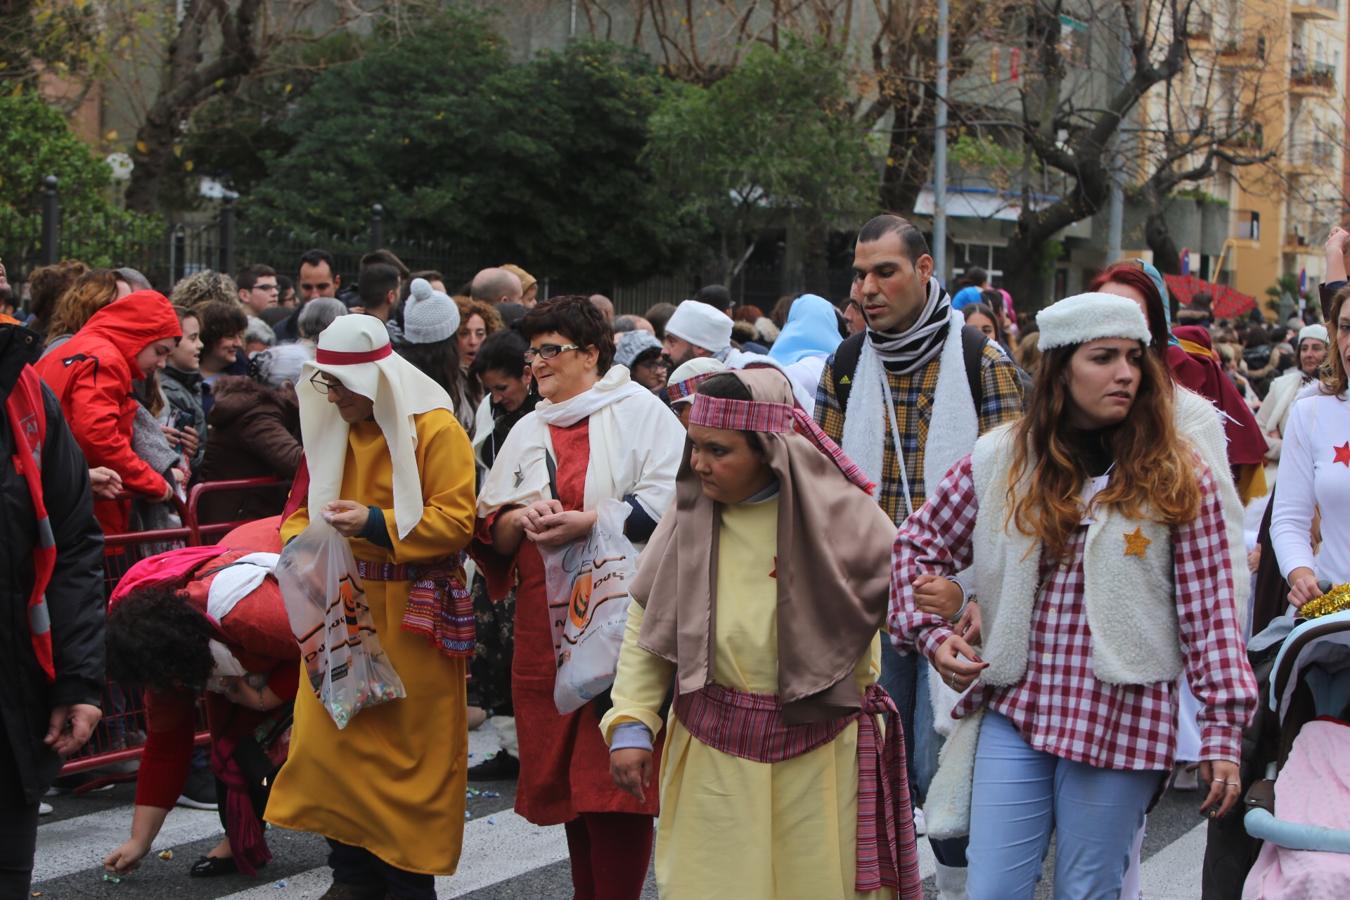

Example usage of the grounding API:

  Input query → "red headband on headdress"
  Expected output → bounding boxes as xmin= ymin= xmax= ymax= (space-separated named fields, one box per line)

xmin=688 ymin=394 xmax=875 ymax=494
xmin=314 ymin=343 xmax=393 ymax=365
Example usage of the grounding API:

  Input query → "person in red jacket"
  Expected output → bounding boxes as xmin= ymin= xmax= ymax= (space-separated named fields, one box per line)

xmin=34 ymin=291 xmax=183 ymax=539
xmin=101 ymin=545 xmax=297 ymax=879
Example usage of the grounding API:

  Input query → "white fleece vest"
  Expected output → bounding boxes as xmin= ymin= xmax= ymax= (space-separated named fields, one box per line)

xmin=969 ymin=424 xmax=1184 ymax=687
xmin=926 ymin=397 xmax=1244 ymax=841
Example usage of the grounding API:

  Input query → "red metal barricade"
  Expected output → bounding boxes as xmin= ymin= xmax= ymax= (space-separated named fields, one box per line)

xmin=59 ymin=477 xmax=291 ymax=781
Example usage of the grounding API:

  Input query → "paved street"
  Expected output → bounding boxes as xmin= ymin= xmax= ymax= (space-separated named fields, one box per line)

xmin=32 ymin=729 xmax=1215 ymax=899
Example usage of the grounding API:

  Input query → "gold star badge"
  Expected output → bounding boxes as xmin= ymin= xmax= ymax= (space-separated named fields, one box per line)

xmin=1124 ymin=527 xmax=1151 ymax=558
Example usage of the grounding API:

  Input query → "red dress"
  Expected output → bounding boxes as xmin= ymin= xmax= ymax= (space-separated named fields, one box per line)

xmin=503 ymin=419 xmax=661 ymax=825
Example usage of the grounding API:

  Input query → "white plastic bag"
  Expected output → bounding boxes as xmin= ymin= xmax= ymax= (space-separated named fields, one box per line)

xmin=540 ymin=499 xmax=637 ymax=714
xmin=275 ymin=520 xmax=405 ymax=729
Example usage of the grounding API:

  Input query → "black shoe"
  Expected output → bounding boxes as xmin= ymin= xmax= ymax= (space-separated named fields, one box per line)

xmin=467 ymin=750 xmax=519 ymax=781
xmin=176 ymin=768 xmax=219 ymax=810
xmin=189 ymin=855 xmax=239 ymax=878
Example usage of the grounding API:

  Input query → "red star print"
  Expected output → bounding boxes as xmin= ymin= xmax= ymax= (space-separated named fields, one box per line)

xmin=1336 ymin=442 xmax=1350 ymax=467
xmin=770 ymin=557 xmax=777 ymax=579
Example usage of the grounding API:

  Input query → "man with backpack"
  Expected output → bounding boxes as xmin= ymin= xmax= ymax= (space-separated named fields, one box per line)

xmin=814 ymin=213 xmax=1024 ymax=899
xmin=1 ymin=314 xmax=106 ymax=896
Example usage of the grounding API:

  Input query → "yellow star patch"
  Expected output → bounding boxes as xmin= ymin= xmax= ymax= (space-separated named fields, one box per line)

xmin=1123 ymin=527 xmax=1151 ymax=558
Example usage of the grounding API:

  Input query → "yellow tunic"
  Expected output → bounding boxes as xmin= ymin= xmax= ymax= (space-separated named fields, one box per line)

xmin=268 ymin=410 xmax=476 ymax=875
xmin=602 ymin=498 xmax=892 ymax=900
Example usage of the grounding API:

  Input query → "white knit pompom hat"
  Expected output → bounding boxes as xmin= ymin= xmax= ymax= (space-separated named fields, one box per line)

xmin=402 ymin=277 xmax=461 ymax=344
xmin=1035 ymin=292 xmax=1153 ymax=351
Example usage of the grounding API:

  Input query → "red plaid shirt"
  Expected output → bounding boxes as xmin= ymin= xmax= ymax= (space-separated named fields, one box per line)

xmin=889 ymin=456 xmax=1257 ymax=769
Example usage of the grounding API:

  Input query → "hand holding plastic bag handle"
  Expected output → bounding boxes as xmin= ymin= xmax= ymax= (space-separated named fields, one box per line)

xmin=275 ymin=519 xmax=406 ymax=728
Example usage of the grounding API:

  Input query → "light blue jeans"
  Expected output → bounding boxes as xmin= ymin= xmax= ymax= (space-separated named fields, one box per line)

xmin=966 ymin=712 xmax=1162 ymax=900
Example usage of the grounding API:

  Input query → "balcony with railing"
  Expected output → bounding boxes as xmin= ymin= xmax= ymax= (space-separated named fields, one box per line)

xmin=1217 ymin=32 xmax=1266 ymax=67
xmin=1219 ymin=118 xmax=1264 ymax=150
xmin=1291 ymin=0 xmax=1338 ymax=19
xmin=1283 ymin=230 xmax=1314 ymax=253
xmin=1291 ymin=59 xmax=1337 ymax=95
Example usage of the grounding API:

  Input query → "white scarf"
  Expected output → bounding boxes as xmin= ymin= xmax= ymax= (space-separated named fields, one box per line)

xmin=534 ymin=364 xmax=648 ymax=427
xmin=841 ymin=306 xmax=980 ymax=514
xmin=477 ymin=365 xmax=685 ymax=525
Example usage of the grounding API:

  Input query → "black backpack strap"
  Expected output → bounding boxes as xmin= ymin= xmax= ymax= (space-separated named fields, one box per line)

xmin=831 ymin=332 xmax=866 ymax=412
xmin=960 ymin=325 xmax=988 ymax=412
xmin=835 ymin=326 xmax=987 ymax=413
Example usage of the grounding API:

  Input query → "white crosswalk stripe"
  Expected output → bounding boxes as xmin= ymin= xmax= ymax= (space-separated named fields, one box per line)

xmin=219 ymin=810 xmax=572 ymax=899
xmin=34 ymin=805 xmax=224 ymax=884
xmin=1138 ymin=823 xmax=1208 ymax=899
xmin=33 ymin=726 xmax=1212 ymax=899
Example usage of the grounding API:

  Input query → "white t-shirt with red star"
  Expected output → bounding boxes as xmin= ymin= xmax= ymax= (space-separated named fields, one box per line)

xmin=1272 ymin=391 xmax=1350 ymax=586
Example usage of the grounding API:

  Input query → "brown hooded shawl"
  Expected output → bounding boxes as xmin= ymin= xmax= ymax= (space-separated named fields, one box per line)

xmin=633 ymin=366 xmax=898 ymax=723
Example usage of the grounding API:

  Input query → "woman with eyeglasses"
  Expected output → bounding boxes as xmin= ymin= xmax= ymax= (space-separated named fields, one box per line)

xmin=475 ymin=295 xmax=685 ymax=899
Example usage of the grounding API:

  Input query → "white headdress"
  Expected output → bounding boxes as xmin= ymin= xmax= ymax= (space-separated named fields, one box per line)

xmin=299 ymin=315 xmax=453 ymax=539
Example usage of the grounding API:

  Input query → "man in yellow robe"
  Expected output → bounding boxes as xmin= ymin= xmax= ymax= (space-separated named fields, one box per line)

xmin=267 ymin=315 xmax=476 ymax=899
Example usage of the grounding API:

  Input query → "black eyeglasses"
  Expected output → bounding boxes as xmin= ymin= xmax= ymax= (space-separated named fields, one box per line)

xmin=309 ymin=373 xmax=346 ymax=395
xmin=523 ymin=343 xmax=580 ymax=362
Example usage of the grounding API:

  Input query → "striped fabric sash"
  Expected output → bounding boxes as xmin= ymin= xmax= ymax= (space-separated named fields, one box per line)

xmin=673 ymin=682 xmax=921 ymax=896
xmin=355 ymin=555 xmax=474 ymax=660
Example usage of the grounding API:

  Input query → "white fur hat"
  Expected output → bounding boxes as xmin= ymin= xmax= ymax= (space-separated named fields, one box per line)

xmin=1299 ymin=323 xmax=1329 ymax=346
xmin=1035 ymin=292 xmax=1152 ymax=351
xmin=666 ymin=300 xmax=732 ymax=353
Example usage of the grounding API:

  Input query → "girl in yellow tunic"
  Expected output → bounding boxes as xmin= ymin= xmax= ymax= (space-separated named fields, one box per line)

xmin=602 ymin=367 xmax=923 ymax=900
xmin=266 ymin=315 xmax=476 ymax=899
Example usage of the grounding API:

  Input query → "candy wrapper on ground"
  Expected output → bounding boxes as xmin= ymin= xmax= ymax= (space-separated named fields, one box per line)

xmin=275 ymin=519 xmax=405 ymax=728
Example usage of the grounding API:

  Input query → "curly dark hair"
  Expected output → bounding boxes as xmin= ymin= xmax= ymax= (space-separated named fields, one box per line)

xmin=519 ymin=294 xmax=615 ymax=373
xmin=192 ymin=299 xmax=248 ymax=354
xmin=106 ymin=586 xmax=216 ymax=693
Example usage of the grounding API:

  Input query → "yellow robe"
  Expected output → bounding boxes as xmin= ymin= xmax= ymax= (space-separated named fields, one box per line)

xmin=268 ymin=410 xmax=476 ymax=875
xmin=602 ymin=498 xmax=892 ymax=900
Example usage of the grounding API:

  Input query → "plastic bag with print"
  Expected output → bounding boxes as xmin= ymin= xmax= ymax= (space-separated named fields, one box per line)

xmin=275 ymin=519 xmax=405 ymax=728
xmin=540 ymin=499 xmax=637 ymax=714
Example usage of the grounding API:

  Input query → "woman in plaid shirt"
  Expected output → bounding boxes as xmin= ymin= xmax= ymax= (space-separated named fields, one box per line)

xmin=889 ymin=293 xmax=1257 ymax=899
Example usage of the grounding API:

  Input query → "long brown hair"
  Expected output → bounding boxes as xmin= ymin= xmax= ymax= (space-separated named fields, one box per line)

xmin=47 ymin=268 xmax=120 ymax=337
xmin=1006 ymin=340 xmax=1201 ymax=561
xmin=1323 ymin=286 xmax=1349 ymax=398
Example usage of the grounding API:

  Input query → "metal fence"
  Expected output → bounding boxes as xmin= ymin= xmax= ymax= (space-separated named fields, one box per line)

xmin=3 ymin=176 xmax=851 ymax=316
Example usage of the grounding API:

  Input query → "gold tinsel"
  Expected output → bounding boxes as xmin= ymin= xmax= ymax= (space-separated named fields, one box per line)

xmin=1301 ymin=583 xmax=1350 ymax=619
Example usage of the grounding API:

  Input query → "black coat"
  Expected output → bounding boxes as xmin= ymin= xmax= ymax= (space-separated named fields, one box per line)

xmin=0 ymin=323 xmax=105 ymax=805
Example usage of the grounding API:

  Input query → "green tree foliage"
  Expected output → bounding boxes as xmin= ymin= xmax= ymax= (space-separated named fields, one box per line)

xmin=0 ymin=92 xmax=156 ymax=270
xmin=642 ymin=41 xmax=879 ymax=282
xmin=173 ymin=32 xmax=365 ymax=205
xmin=248 ymin=13 xmax=694 ymax=286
